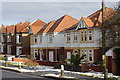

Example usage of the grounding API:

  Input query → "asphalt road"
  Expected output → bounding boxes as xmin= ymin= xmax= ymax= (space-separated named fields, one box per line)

xmin=1 ymin=69 xmax=56 ymax=80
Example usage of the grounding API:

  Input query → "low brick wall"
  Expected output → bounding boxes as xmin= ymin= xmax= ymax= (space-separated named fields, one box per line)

xmin=12 ymin=58 xmax=31 ymax=63
xmin=82 ymin=63 xmax=102 ymax=72
xmin=88 ymin=65 xmax=102 ymax=72
xmin=36 ymin=61 xmax=65 ymax=66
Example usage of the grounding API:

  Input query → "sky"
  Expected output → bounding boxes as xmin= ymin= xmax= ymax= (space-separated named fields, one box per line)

xmin=0 ymin=1 xmax=118 ymax=26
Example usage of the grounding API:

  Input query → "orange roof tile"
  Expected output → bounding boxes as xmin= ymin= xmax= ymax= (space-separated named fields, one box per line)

xmin=30 ymin=19 xmax=46 ymax=34
xmin=87 ymin=7 xmax=115 ymax=27
xmin=43 ymin=15 xmax=79 ymax=33
xmin=1 ymin=25 xmax=6 ymax=33
xmin=30 ymin=19 xmax=46 ymax=26
xmin=16 ymin=21 xmax=30 ymax=32
xmin=82 ymin=17 xmax=94 ymax=27
xmin=21 ymin=28 xmax=29 ymax=33
xmin=42 ymin=20 xmax=56 ymax=33
xmin=6 ymin=25 xmax=15 ymax=33
xmin=31 ymin=25 xmax=43 ymax=34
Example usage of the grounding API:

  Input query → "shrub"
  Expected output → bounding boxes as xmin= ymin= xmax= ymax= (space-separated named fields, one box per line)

xmin=25 ymin=60 xmax=39 ymax=66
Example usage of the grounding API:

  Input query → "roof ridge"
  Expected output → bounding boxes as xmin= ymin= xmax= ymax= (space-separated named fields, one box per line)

xmin=47 ymin=15 xmax=65 ymax=33
xmin=88 ymin=8 xmax=102 ymax=18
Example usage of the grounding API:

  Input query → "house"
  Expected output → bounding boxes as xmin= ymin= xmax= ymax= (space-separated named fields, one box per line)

xmin=30 ymin=15 xmax=79 ymax=62
xmin=0 ymin=21 xmax=31 ymax=56
xmin=29 ymin=7 xmax=113 ymax=66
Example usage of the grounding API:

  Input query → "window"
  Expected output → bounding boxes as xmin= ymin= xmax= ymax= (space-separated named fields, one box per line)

xmin=81 ymin=31 xmax=84 ymax=41
xmin=16 ymin=34 xmax=22 ymax=43
xmin=66 ymin=33 xmax=70 ymax=42
xmin=1 ymin=34 xmax=5 ymax=42
xmin=7 ymin=45 xmax=11 ymax=54
xmin=7 ymin=34 xmax=12 ymax=42
xmin=0 ymin=45 xmax=1 ymax=53
xmin=39 ymin=49 xmax=43 ymax=60
xmin=3 ymin=45 xmax=5 ymax=53
xmin=88 ymin=49 xmax=93 ymax=62
xmin=80 ymin=30 xmax=94 ymax=42
xmin=34 ymin=35 xmax=37 ymax=43
xmin=40 ymin=35 xmax=42 ymax=43
xmin=34 ymin=49 xmax=38 ymax=60
xmin=81 ymin=49 xmax=87 ymax=62
xmin=16 ymin=47 xmax=22 ymax=55
xmin=49 ymin=34 xmax=53 ymax=42
xmin=84 ymin=31 xmax=87 ymax=41
xmin=88 ymin=30 xmax=93 ymax=41
xmin=73 ymin=32 xmax=78 ymax=41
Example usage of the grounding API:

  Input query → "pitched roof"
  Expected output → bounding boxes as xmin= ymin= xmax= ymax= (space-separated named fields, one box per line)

xmin=30 ymin=19 xmax=46 ymax=26
xmin=1 ymin=25 xmax=6 ymax=33
xmin=82 ymin=17 xmax=94 ymax=27
xmin=87 ymin=7 xmax=114 ymax=27
xmin=42 ymin=20 xmax=56 ymax=33
xmin=30 ymin=19 xmax=46 ymax=34
xmin=42 ymin=15 xmax=79 ymax=33
xmin=16 ymin=21 xmax=30 ymax=32
xmin=6 ymin=25 xmax=15 ymax=33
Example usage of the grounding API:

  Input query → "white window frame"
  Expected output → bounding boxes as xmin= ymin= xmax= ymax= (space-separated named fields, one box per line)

xmin=7 ymin=45 xmax=12 ymax=54
xmin=73 ymin=32 xmax=78 ymax=41
xmin=88 ymin=49 xmax=94 ymax=62
xmin=16 ymin=47 xmax=22 ymax=56
xmin=67 ymin=52 xmax=71 ymax=64
xmin=1 ymin=34 xmax=5 ymax=42
xmin=7 ymin=34 xmax=12 ymax=42
xmin=16 ymin=34 xmax=22 ymax=43
xmin=39 ymin=35 xmax=42 ymax=43
xmin=88 ymin=30 xmax=93 ymax=42
xmin=49 ymin=34 xmax=53 ymax=42
xmin=66 ymin=33 xmax=70 ymax=42
xmin=34 ymin=35 xmax=38 ymax=43
xmin=39 ymin=49 xmax=43 ymax=61
xmin=49 ymin=51 xmax=54 ymax=62
xmin=34 ymin=49 xmax=38 ymax=60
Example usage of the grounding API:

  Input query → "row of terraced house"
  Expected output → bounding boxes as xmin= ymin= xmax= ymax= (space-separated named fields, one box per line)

xmin=0 ymin=7 xmax=114 ymax=66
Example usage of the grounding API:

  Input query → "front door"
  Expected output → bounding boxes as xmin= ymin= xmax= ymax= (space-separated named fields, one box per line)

xmin=67 ymin=52 xmax=71 ymax=64
xmin=39 ymin=49 xmax=43 ymax=61
xmin=49 ymin=51 xmax=54 ymax=62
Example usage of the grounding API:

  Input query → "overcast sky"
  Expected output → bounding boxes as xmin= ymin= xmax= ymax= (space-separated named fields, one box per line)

xmin=0 ymin=2 xmax=118 ymax=25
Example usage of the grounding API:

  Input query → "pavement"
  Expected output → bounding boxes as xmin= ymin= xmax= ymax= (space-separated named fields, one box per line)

xmin=0 ymin=60 xmax=119 ymax=80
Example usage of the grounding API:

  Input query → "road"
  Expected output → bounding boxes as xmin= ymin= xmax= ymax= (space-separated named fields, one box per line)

xmin=1 ymin=69 xmax=56 ymax=80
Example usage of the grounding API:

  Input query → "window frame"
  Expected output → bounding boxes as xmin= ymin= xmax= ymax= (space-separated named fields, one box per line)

xmin=88 ymin=49 xmax=94 ymax=62
xmin=66 ymin=33 xmax=71 ymax=42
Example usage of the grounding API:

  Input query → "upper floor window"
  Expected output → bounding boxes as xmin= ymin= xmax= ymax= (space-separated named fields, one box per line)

xmin=81 ymin=31 xmax=84 ymax=42
xmin=34 ymin=35 xmax=37 ymax=43
xmin=88 ymin=30 xmax=93 ymax=41
xmin=40 ymin=35 xmax=42 ymax=43
xmin=84 ymin=31 xmax=87 ymax=41
xmin=49 ymin=34 xmax=53 ymax=42
xmin=73 ymin=32 xmax=78 ymax=41
xmin=66 ymin=33 xmax=70 ymax=42
xmin=80 ymin=30 xmax=94 ymax=42
xmin=16 ymin=34 xmax=22 ymax=43
xmin=7 ymin=34 xmax=12 ymax=42
xmin=1 ymin=34 xmax=5 ymax=42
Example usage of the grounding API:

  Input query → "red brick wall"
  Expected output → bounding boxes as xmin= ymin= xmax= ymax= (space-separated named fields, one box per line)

xmin=106 ymin=56 xmax=112 ymax=72
xmin=12 ymin=58 xmax=31 ymax=63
